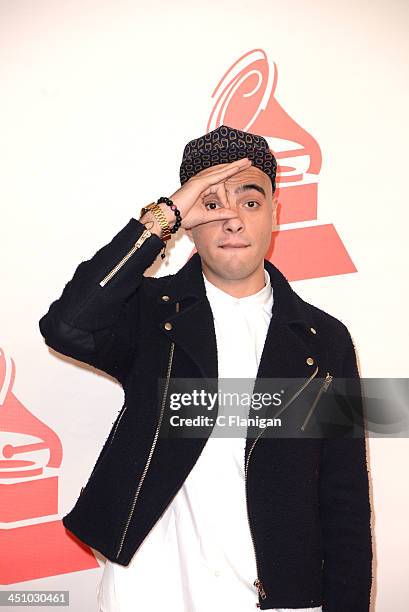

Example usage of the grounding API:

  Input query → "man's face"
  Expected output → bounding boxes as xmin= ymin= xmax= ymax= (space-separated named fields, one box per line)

xmin=186 ymin=164 xmax=277 ymax=282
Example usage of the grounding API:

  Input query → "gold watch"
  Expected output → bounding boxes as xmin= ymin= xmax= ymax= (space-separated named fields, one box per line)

xmin=139 ymin=202 xmax=171 ymax=242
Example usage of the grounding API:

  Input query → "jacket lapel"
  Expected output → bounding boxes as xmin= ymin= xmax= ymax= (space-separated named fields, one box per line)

xmin=154 ymin=254 xmax=218 ymax=380
xmin=155 ymin=252 xmax=320 ymax=383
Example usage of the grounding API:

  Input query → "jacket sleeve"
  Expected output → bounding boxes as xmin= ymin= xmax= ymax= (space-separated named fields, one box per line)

xmin=319 ymin=329 xmax=373 ymax=612
xmin=38 ymin=218 xmax=165 ymax=385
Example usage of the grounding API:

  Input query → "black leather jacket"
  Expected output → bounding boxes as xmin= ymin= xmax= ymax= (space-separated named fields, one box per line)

xmin=38 ymin=217 xmax=372 ymax=611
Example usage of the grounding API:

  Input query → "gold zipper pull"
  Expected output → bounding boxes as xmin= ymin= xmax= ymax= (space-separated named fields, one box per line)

xmin=301 ymin=372 xmax=333 ymax=432
xmin=323 ymin=371 xmax=333 ymax=390
xmin=254 ymin=578 xmax=267 ymax=599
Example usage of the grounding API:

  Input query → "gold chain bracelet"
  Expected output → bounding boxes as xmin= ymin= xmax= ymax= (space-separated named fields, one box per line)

xmin=139 ymin=202 xmax=172 ymax=259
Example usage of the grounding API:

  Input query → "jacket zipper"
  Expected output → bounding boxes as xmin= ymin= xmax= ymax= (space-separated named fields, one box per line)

xmin=300 ymin=372 xmax=333 ymax=432
xmin=115 ymin=301 xmax=179 ymax=559
xmin=99 ymin=228 xmax=153 ymax=287
xmin=244 ymin=364 xmax=320 ymax=603
xmin=110 ymin=403 xmax=128 ymax=440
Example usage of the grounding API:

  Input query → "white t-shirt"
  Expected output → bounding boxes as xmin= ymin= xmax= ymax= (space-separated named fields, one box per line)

xmin=97 ymin=267 xmax=322 ymax=612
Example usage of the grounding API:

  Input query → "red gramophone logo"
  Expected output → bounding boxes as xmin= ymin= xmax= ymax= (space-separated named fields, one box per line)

xmin=0 ymin=348 xmax=98 ymax=584
xmin=196 ymin=48 xmax=356 ymax=281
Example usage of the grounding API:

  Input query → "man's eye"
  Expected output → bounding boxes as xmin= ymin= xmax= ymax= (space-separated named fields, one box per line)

xmin=204 ymin=202 xmax=222 ymax=210
xmin=205 ymin=201 xmax=260 ymax=209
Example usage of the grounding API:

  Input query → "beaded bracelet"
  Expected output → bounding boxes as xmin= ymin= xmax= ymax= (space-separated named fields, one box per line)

xmin=157 ymin=197 xmax=182 ymax=234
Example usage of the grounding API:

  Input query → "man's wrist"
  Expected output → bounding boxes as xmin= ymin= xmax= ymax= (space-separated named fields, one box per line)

xmin=139 ymin=211 xmax=164 ymax=240
xmin=141 ymin=207 xmax=174 ymax=235
xmin=139 ymin=203 xmax=176 ymax=239
xmin=157 ymin=203 xmax=176 ymax=228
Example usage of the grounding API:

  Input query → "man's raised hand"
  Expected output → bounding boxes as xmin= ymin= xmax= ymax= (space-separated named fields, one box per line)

xmin=168 ymin=158 xmax=252 ymax=230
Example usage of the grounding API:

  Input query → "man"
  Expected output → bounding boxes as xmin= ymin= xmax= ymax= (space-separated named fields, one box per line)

xmin=39 ymin=125 xmax=372 ymax=611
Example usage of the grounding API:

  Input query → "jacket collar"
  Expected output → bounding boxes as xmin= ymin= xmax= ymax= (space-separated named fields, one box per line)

xmin=158 ymin=251 xmax=315 ymax=330
xmin=156 ymin=252 xmax=319 ymax=382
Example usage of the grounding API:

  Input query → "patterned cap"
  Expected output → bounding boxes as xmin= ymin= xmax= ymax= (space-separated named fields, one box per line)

xmin=179 ymin=124 xmax=277 ymax=192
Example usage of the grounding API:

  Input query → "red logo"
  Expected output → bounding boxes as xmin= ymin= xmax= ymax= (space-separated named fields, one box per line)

xmin=0 ymin=348 xmax=98 ymax=584
xmin=190 ymin=48 xmax=356 ymax=281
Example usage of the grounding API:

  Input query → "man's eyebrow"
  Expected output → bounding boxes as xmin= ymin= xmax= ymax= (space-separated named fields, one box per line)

xmin=234 ymin=183 xmax=266 ymax=198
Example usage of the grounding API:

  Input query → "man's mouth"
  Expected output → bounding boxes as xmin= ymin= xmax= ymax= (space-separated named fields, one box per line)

xmin=219 ymin=244 xmax=250 ymax=249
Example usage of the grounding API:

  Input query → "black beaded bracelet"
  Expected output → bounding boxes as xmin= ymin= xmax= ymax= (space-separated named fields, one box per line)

xmin=157 ymin=196 xmax=182 ymax=234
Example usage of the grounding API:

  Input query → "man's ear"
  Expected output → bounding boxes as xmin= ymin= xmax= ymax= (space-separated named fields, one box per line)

xmin=272 ymin=196 xmax=278 ymax=228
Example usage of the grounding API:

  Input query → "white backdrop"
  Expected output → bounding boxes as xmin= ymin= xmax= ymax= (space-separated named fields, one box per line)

xmin=1 ymin=0 xmax=408 ymax=610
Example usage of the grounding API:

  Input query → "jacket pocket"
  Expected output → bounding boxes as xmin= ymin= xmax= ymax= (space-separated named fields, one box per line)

xmin=301 ymin=372 xmax=333 ymax=432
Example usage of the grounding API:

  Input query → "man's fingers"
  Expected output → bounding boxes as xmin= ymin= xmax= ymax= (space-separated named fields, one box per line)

xmin=198 ymin=158 xmax=252 ymax=186
xmin=196 ymin=160 xmax=250 ymax=200
xmin=217 ymin=180 xmax=229 ymax=210
xmin=211 ymin=157 xmax=251 ymax=172
xmin=210 ymin=158 xmax=251 ymax=177
xmin=173 ymin=157 xmax=252 ymax=225
xmin=198 ymin=208 xmax=238 ymax=225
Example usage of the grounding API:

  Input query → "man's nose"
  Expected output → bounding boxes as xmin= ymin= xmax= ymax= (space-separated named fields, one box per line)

xmin=223 ymin=206 xmax=244 ymax=232
xmin=223 ymin=211 xmax=244 ymax=232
